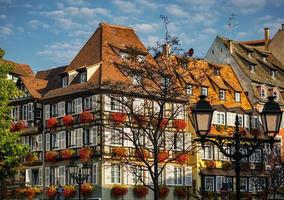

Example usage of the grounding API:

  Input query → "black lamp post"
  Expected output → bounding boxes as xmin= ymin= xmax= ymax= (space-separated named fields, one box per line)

xmin=192 ymin=95 xmax=282 ymax=200
xmin=68 ymin=161 xmax=91 ymax=200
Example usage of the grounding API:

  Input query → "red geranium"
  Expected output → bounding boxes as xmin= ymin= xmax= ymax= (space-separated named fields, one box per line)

xmin=46 ymin=186 xmax=56 ymax=198
xmin=79 ymin=147 xmax=93 ymax=161
xmin=63 ymin=185 xmax=76 ymax=198
xmin=60 ymin=149 xmax=75 ymax=160
xmin=10 ymin=122 xmax=17 ymax=132
xmin=205 ymin=160 xmax=216 ymax=169
xmin=160 ymin=118 xmax=168 ymax=128
xmin=174 ymin=186 xmax=187 ymax=198
xmin=112 ymin=147 xmax=127 ymax=157
xmin=176 ymin=153 xmax=189 ymax=164
xmin=45 ymin=151 xmax=58 ymax=162
xmin=111 ymin=185 xmax=128 ymax=197
xmin=158 ymin=151 xmax=169 ymax=162
xmin=173 ymin=119 xmax=186 ymax=130
xmin=80 ymin=183 xmax=94 ymax=196
xmin=110 ymin=112 xmax=126 ymax=124
xmin=159 ymin=186 xmax=169 ymax=198
xmin=63 ymin=114 xmax=74 ymax=126
xmin=133 ymin=185 xmax=149 ymax=198
xmin=135 ymin=149 xmax=149 ymax=160
xmin=16 ymin=120 xmax=28 ymax=130
xmin=47 ymin=117 xmax=57 ymax=129
xmin=80 ymin=111 xmax=94 ymax=123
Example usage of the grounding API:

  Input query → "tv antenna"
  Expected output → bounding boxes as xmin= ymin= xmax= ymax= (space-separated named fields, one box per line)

xmin=227 ymin=13 xmax=238 ymax=39
xmin=160 ymin=15 xmax=170 ymax=43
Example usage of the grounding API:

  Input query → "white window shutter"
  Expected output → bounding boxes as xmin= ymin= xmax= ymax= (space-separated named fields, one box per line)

xmin=104 ymin=128 xmax=111 ymax=145
xmin=45 ymin=105 xmax=50 ymax=120
xmin=75 ymin=98 xmax=82 ymax=114
xmin=45 ymin=167 xmax=50 ymax=187
xmin=165 ymin=132 xmax=172 ymax=150
xmin=124 ymin=128 xmax=134 ymax=147
xmin=244 ymin=115 xmax=249 ymax=128
xmin=25 ymin=168 xmax=31 ymax=185
xmin=58 ymin=101 xmax=65 ymax=117
xmin=45 ymin=133 xmax=50 ymax=151
xmin=133 ymin=98 xmax=144 ymax=114
xmin=214 ymin=146 xmax=218 ymax=160
xmin=104 ymin=95 xmax=111 ymax=111
xmin=212 ymin=111 xmax=218 ymax=125
xmin=28 ymin=103 xmax=33 ymax=121
xmin=93 ymin=163 xmax=98 ymax=184
xmin=92 ymin=95 xmax=98 ymax=111
xmin=61 ymin=131 xmax=66 ymax=149
xmin=104 ymin=163 xmax=111 ymax=184
xmin=38 ymin=134 xmax=43 ymax=150
xmin=59 ymin=166 xmax=65 ymax=186
xmin=166 ymin=165 xmax=174 ymax=185
xmin=216 ymin=176 xmax=222 ymax=191
xmin=90 ymin=127 xmax=97 ymax=145
xmin=153 ymin=102 xmax=160 ymax=113
xmin=146 ymin=169 xmax=153 ymax=185
xmin=76 ymin=129 xmax=83 ymax=147
xmin=184 ymin=132 xmax=192 ymax=150
xmin=231 ymin=113 xmax=236 ymax=126
xmin=39 ymin=168 xmax=43 ymax=186
xmin=70 ymin=130 xmax=76 ymax=147
xmin=184 ymin=166 xmax=192 ymax=186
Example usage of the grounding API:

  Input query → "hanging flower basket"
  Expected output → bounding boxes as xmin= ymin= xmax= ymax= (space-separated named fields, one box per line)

xmin=22 ymin=187 xmax=42 ymax=200
xmin=61 ymin=149 xmax=75 ymax=160
xmin=133 ymin=185 xmax=149 ymax=198
xmin=63 ymin=114 xmax=74 ymax=127
xmin=112 ymin=147 xmax=127 ymax=157
xmin=173 ymin=119 xmax=186 ymax=130
xmin=79 ymin=147 xmax=93 ymax=161
xmin=46 ymin=186 xmax=56 ymax=199
xmin=80 ymin=183 xmax=94 ymax=196
xmin=26 ymin=152 xmax=38 ymax=163
xmin=159 ymin=185 xmax=169 ymax=198
xmin=111 ymin=185 xmax=128 ymax=197
xmin=176 ymin=153 xmax=189 ymax=165
xmin=158 ymin=151 xmax=169 ymax=162
xmin=205 ymin=160 xmax=216 ymax=169
xmin=174 ymin=186 xmax=187 ymax=198
xmin=45 ymin=151 xmax=58 ymax=162
xmin=110 ymin=112 xmax=126 ymax=124
xmin=47 ymin=117 xmax=57 ymax=129
xmin=240 ymin=128 xmax=247 ymax=136
xmin=222 ymin=161 xmax=232 ymax=170
xmin=135 ymin=149 xmax=149 ymax=159
xmin=16 ymin=120 xmax=28 ymax=131
xmin=227 ymin=127 xmax=234 ymax=136
xmin=63 ymin=185 xmax=76 ymax=198
xmin=80 ymin=111 xmax=94 ymax=123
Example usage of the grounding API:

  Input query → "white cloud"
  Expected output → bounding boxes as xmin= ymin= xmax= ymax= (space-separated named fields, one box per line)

xmin=237 ymin=31 xmax=248 ymax=38
xmin=138 ymin=0 xmax=158 ymax=9
xmin=0 ymin=14 xmax=7 ymax=20
xmin=165 ymin=4 xmax=189 ymax=18
xmin=64 ymin=0 xmax=87 ymax=6
xmin=202 ymin=27 xmax=217 ymax=35
xmin=112 ymin=0 xmax=139 ymax=13
xmin=68 ymin=30 xmax=92 ymax=37
xmin=229 ymin=0 xmax=266 ymax=14
xmin=37 ymin=40 xmax=83 ymax=64
xmin=27 ymin=19 xmax=40 ymax=29
xmin=0 ymin=26 xmax=13 ymax=37
xmin=143 ymin=35 xmax=160 ymax=47
xmin=134 ymin=23 xmax=160 ymax=33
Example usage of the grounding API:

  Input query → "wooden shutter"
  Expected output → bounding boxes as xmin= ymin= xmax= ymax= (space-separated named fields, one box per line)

xmin=45 ymin=104 xmax=50 ymax=120
xmin=25 ymin=168 xmax=31 ymax=184
xmin=39 ymin=168 xmax=43 ymax=186
xmin=58 ymin=101 xmax=65 ymax=117
xmin=27 ymin=103 xmax=33 ymax=121
xmin=59 ymin=166 xmax=65 ymax=186
xmin=89 ymin=126 xmax=97 ymax=146
xmin=76 ymin=128 xmax=83 ymax=147
xmin=214 ymin=145 xmax=219 ymax=160
xmin=104 ymin=128 xmax=111 ymax=145
xmin=104 ymin=95 xmax=111 ymax=111
xmin=37 ymin=134 xmax=43 ymax=150
xmin=166 ymin=165 xmax=174 ymax=185
xmin=45 ymin=133 xmax=50 ymax=151
xmin=123 ymin=128 xmax=134 ymax=147
xmin=216 ymin=176 xmax=222 ymax=191
xmin=45 ymin=167 xmax=50 ymax=187
xmin=244 ymin=114 xmax=249 ymax=128
xmin=61 ymin=131 xmax=66 ymax=149
xmin=93 ymin=163 xmax=98 ymax=184
xmin=104 ymin=163 xmax=111 ymax=184
xmin=92 ymin=95 xmax=98 ymax=111
xmin=184 ymin=166 xmax=192 ymax=186
xmin=212 ymin=111 xmax=218 ymax=124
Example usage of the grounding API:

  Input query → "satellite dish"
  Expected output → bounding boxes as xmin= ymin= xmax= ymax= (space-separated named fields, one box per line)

xmin=187 ymin=48 xmax=194 ymax=57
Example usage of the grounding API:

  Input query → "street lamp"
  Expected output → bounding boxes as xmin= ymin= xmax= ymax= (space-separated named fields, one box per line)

xmin=192 ymin=95 xmax=282 ymax=200
xmin=68 ymin=161 xmax=91 ymax=200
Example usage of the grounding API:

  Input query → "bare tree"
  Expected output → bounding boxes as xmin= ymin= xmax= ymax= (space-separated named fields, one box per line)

xmin=102 ymin=38 xmax=196 ymax=200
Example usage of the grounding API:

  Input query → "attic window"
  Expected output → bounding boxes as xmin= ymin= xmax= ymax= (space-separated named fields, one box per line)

xmin=248 ymin=52 xmax=252 ymax=58
xmin=201 ymin=87 xmax=208 ymax=96
xmin=120 ymin=52 xmax=130 ymax=61
xmin=214 ymin=68 xmax=220 ymax=76
xmin=137 ymin=55 xmax=145 ymax=63
xmin=249 ymin=65 xmax=255 ymax=73
xmin=220 ymin=47 xmax=223 ymax=53
xmin=80 ymin=71 xmax=87 ymax=83
xmin=263 ymin=57 xmax=267 ymax=62
xmin=132 ymin=73 xmax=142 ymax=86
xmin=261 ymin=87 xmax=267 ymax=98
xmin=211 ymin=49 xmax=215 ymax=55
xmin=270 ymin=70 xmax=276 ymax=79
xmin=186 ymin=84 xmax=193 ymax=95
xmin=273 ymin=90 xmax=279 ymax=101
xmin=62 ymin=76 xmax=68 ymax=88
xmin=235 ymin=92 xmax=241 ymax=102
xmin=162 ymin=77 xmax=170 ymax=88
xmin=219 ymin=90 xmax=225 ymax=100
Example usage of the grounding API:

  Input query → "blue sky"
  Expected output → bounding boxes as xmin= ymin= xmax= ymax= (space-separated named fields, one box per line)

xmin=0 ymin=0 xmax=283 ymax=72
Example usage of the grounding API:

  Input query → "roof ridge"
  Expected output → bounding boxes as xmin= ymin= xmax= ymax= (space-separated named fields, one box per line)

xmin=99 ymin=22 xmax=133 ymax=30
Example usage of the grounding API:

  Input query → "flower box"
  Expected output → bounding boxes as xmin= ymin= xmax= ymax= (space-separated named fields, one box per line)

xmin=45 ymin=151 xmax=58 ymax=162
xmin=112 ymin=147 xmax=127 ymax=157
xmin=174 ymin=186 xmax=187 ymax=198
xmin=159 ymin=185 xmax=169 ymax=198
xmin=80 ymin=111 xmax=94 ymax=123
xmin=47 ymin=117 xmax=57 ymax=129
xmin=133 ymin=115 xmax=147 ymax=126
xmin=240 ymin=128 xmax=247 ymax=136
xmin=222 ymin=161 xmax=232 ymax=170
xmin=158 ymin=151 xmax=169 ymax=162
xmin=81 ymin=183 xmax=94 ymax=196
xmin=63 ymin=114 xmax=74 ymax=126
xmin=205 ymin=160 xmax=216 ymax=169
xmin=63 ymin=185 xmax=76 ymax=198
xmin=26 ymin=152 xmax=38 ymax=163
xmin=173 ymin=119 xmax=186 ymax=130
xmin=160 ymin=118 xmax=168 ymax=128
xmin=79 ymin=147 xmax=93 ymax=161
xmin=60 ymin=149 xmax=75 ymax=160
xmin=111 ymin=185 xmax=128 ymax=197
xmin=46 ymin=186 xmax=56 ymax=199
xmin=133 ymin=185 xmax=148 ymax=198
xmin=10 ymin=122 xmax=17 ymax=132
xmin=110 ymin=112 xmax=126 ymax=124
xmin=135 ymin=149 xmax=149 ymax=159
xmin=16 ymin=120 xmax=27 ymax=130
xmin=18 ymin=187 xmax=41 ymax=200
xmin=176 ymin=153 xmax=189 ymax=165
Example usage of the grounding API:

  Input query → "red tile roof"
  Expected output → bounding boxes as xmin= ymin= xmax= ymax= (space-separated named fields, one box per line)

xmin=0 ymin=59 xmax=34 ymax=77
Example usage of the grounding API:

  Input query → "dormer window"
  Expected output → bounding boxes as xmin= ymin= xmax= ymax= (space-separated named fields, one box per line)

xmin=186 ymin=84 xmax=193 ymax=95
xmin=214 ymin=68 xmax=220 ymax=76
xmin=80 ymin=71 xmax=87 ymax=83
xmin=219 ymin=89 xmax=225 ymax=100
xmin=248 ymin=52 xmax=252 ymax=58
xmin=263 ymin=57 xmax=267 ymax=62
xmin=270 ymin=70 xmax=276 ymax=79
xmin=201 ymin=87 xmax=208 ymax=96
xmin=62 ymin=76 xmax=68 ymax=88
xmin=273 ymin=91 xmax=279 ymax=101
xmin=249 ymin=65 xmax=255 ymax=73
xmin=235 ymin=92 xmax=241 ymax=102
xmin=260 ymin=86 xmax=267 ymax=98
xmin=120 ymin=52 xmax=130 ymax=61
xmin=137 ymin=55 xmax=145 ymax=63
xmin=132 ymin=73 xmax=142 ymax=86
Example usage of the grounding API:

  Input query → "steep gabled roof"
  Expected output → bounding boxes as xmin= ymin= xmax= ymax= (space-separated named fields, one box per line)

xmin=20 ymin=76 xmax=48 ymax=99
xmin=0 ymin=59 xmax=34 ymax=77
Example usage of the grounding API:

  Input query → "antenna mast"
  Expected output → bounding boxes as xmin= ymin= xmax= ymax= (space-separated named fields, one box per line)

xmin=160 ymin=15 xmax=169 ymax=44
xmin=227 ymin=13 xmax=238 ymax=39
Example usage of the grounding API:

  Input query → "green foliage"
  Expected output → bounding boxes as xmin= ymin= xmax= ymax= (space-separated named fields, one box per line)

xmin=0 ymin=50 xmax=28 ymax=181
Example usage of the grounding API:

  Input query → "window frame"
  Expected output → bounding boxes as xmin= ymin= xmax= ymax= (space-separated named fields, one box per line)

xmin=201 ymin=87 xmax=208 ymax=96
xmin=80 ymin=71 xmax=87 ymax=83
xmin=219 ymin=89 xmax=225 ymax=100
xmin=204 ymin=176 xmax=215 ymax=192
xmin=235 ymin=92 xmax=241 ymax=102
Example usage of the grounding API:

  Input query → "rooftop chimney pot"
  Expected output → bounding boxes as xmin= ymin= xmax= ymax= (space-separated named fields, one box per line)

xmin=264 ymin=27 xmax=270 ymax=50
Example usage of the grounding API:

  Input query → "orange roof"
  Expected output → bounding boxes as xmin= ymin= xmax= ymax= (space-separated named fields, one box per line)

xmin=20 ymin=76 xmax=48 ymax=99
xmin=0 ymin=59 xmax=34 ymax=77
xmin=240 ymin=39 xmax=268 ymax=45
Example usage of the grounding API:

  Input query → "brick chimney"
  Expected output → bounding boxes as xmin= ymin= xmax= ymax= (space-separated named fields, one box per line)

xmin=162 ymin=43 xmax=171 ymax=56
xmin=264 ymin=27 xmax=270 ymax=50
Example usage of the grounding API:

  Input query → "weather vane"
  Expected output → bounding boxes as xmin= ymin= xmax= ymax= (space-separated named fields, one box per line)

xmin=227 ymin=13 xmax=238 ymax=39
xmin=160 ymin=15 xmax=169 ymax=44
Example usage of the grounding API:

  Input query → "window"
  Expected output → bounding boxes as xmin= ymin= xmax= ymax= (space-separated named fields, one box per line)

xmin=216 ymin=176 xmax=233 ymax=191
xmin=31 ymin=134 xmax=42 ymax=151
xmin=22 ymin=104 xmax=28 ymax=121
xmin=84 ymin=96 xmax=92 ymax=111
xmin=240 ymin=148 xmax=247 ymax=161
xmin=186 ymin=84 xmax=193 ymax=95
xmin=260 ymin=87 xmax=267 ymax=98
xmin=62 ymin=76 xmax=68 ymax=87
xmin=218 ymin=146 xmax=229 ymax=161
xmin=52 ymin=166 xmax=65 ymax=186
xmin=220 ymin=48 xmax=223 ymax=53
xmin=263 ymin=57 xmax=267 ymax=62
xmin=217 ymin=112 xmax=225 ymax=125
xmin=174 ymin=167 xmax=183 ymax=185
xmin=137 ymin=55 xmax=145 ymax=63
xmin=132 ymin=166 xmax=143 ymax=184
xmin=240 ymin=178 xmax=248 ymax=192
xmin=273 ymin=90 xmax=279 ymax=101
xmin=270 ymin=70 xmax=276 ymax=78
xmin=214 ymin=68 xmax=220 ymax=76
xmin=12 ymin=106 xmax=20 ymax=121
xmin=80 ymin=71 xmax=87 ymax=83
xmin=111 ymin=165 xmax=121 ymax=184
xmin=201 ymin=87 xmax=208 ymax=96
xmin=173 ymin=104 xmax=185 ymax=119
xmin=57 ymin=101 xmax=65 ymax=117
xmin=51 ymin=104 xmax=58 ymax=117
xmin=235 ymin=92 xmax=241 ymax=102
xmin=83 ymin=127 xmax=98 ymax=146
xmin=173 ymin=133 xmax=183 ymax=150
xmin=248 ymin=52 xmax=252 ymax=58
xmin=251 ymin=116 xmax=258 ymax=129
xmin=238 ymin=115 xmax=243 ymax=127
xmin=249 ymin=65 xmax=255 ymax=72
xmin=132 ymin=73 xmax=142 ymax=86
xmin=31 ymin=168 xmax=42 ymax=186
xmin=74 ymin=98 xmax=82 ymax=114
xmin=162 ymin=77 xmax=170 ymax=88
xmin=110 ymin=129 xmax=122 ymax=146
xmin=219 ymin=90 xmax=225 ymax=100
xmin=249 ymin=149 xmax=262 ymax=163
xmin=203 ymin=145 xmax=214 ymax=160
xmin=120 ymin=52 xmax=130 ymax=60
xmin=211 ymin=49 xmax=214 ymax=55
xmin=110 ymin=97 xmax=121 ymax=111
xmin=67 ymin=101 xmax=75 ymax=114
xmin=52 ymin=131 xmax=66 ymax=150
xmin=204 ymin=176 xmax=214 ymax=191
